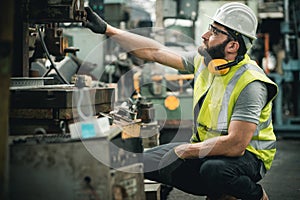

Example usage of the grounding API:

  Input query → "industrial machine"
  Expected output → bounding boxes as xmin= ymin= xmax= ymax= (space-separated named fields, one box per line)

xmin=9 ymin=0 xmax=116 ymax=135
xmin=10 ymin=135 xmax=145 ymax=200
xmin=273 ymin=0 xmax=300 ymax=136
xmin=254 ymin=0 xmax=300 ymax=137
xmin=8 ymin=0 xmax=154 ymax=199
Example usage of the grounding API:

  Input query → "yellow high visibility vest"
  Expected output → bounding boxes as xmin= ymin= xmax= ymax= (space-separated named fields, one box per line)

xmin=190 ymin=54 xmax=278 ymax=170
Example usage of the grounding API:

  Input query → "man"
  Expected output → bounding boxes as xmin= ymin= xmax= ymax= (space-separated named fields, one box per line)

xmin=84 ymin=2 xmax=278 ymax=200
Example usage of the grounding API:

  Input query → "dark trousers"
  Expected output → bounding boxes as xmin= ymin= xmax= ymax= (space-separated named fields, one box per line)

xmin=143 ymin=142 xmax=265 ymax=200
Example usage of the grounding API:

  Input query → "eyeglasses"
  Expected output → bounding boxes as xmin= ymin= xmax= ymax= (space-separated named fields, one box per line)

xmin=208 ymin=24 xmax=232 ymax=38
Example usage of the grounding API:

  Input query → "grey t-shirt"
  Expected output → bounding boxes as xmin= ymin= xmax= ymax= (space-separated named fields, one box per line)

xmin=182 ymin=52 xmax=268 ymax=125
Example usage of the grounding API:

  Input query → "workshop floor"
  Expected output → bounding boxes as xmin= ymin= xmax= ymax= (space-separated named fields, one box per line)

xmin=165 ymin=138 xmax=300 ymax=200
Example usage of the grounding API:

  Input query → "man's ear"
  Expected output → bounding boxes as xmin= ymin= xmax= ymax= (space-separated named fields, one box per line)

xmin=227 ymin=41 xmax=240 ymax=53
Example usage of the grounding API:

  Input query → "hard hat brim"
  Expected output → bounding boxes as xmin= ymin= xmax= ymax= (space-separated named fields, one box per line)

xmin=204 ymin=14 xmax=257 ymax=40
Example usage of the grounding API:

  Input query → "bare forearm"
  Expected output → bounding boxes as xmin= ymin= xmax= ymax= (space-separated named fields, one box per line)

xmin=105 ymin=25 xmax=185 ymax=70
xmin=175 ymin=135 xmax=245 ymax=159
xmin=175 ymin=121 xmax=257 ymax=159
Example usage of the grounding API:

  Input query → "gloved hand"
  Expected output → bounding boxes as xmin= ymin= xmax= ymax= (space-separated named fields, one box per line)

xmin=158 ymin=148 xmax=185 ymax=185
xmin=84 ymin=7 xmax=107 ymax=34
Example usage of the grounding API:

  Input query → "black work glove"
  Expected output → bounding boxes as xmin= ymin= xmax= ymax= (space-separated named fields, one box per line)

xmin=84 ymin=7 xmax=107 ymax=34
xmin=158 ymin=148 xmax=185 ymax=185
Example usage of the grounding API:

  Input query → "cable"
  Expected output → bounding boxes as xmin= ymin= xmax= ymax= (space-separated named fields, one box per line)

xmin=37 ymin=25 xmax=70 ymax=84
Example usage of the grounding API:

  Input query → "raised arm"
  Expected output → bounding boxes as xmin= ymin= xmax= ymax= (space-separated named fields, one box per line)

xmin=84 ymin=7 xmax=186 ymax=71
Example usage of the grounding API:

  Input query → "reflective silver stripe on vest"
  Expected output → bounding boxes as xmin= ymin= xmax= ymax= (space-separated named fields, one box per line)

xmin=194 ymin=62 xmax=206 ymax=82
xmin=249 ymin=140 xmax=276 ymax=150
xmin=217 ymin=64 xmax=265 ymax=131
xmin=253 ymin=114 xmax=272 ymax=136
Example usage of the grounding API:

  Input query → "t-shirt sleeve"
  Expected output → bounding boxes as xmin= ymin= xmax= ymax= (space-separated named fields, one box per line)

xmin=231 ymin=81 xmax=268 ymax=125
xmin=181 ymin=51 xmax=197 ymax=73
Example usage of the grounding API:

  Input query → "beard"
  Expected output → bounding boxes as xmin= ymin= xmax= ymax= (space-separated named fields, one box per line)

xmin=198 ymin=38 xmax=231 ymax=65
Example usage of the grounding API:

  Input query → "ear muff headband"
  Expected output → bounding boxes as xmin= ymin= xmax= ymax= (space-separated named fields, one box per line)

xmin=207 ymin=55 xmax=244 ymax=75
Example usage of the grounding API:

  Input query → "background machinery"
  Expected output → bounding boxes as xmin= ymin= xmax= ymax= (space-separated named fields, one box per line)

xmin=94 ymin=0 xmax=199 ymax=144
xmin=251 ymin=0 xmax=300 ymax=137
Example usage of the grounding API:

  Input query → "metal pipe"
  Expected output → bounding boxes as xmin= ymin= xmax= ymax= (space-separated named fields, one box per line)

xmin=284 ymin=0 xmax=290 ymax=59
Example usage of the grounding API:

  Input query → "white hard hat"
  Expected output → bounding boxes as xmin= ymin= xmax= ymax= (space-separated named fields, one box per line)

xmin=207 ymin=2 xmax=258 ymax=40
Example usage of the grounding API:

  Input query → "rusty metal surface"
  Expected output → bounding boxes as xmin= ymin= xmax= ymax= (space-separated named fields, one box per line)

xmin=111 ymin=163 xmax=146 ymax=200
xmin=10 ymin=138 xmax=110 ymax=200
xmin=9 ymin=137 xmax=145 ymax=200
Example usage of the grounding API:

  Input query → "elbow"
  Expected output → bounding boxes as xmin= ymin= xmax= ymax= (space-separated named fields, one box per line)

xmin=226 ymin=150 xmax=245 ymax=157
xmin=225 ymin=145 xmax=246 ymax=157
xmin=234 ymin=149 xmax=246 ymax=157
xmin=223 ymin=134 xmax=248 ymax=157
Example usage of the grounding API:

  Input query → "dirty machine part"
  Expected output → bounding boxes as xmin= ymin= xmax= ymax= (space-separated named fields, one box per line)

xmin=9 ymin=135 xmax=145 ymax=200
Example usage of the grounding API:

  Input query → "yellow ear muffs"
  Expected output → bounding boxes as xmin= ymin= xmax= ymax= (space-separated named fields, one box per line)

xmin=207 ymin=55 xmax=245 ymax=75
xmin=207 ymin=59 xmax=230 ymax=75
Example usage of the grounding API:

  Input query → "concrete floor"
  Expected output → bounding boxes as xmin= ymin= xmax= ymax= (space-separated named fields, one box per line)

xmin=165 ymin=138 xmax=300 ymax=200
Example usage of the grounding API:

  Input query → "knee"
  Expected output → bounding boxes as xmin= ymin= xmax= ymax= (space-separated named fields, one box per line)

xmin=199 ymin=159 xmax=228 ymax=182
